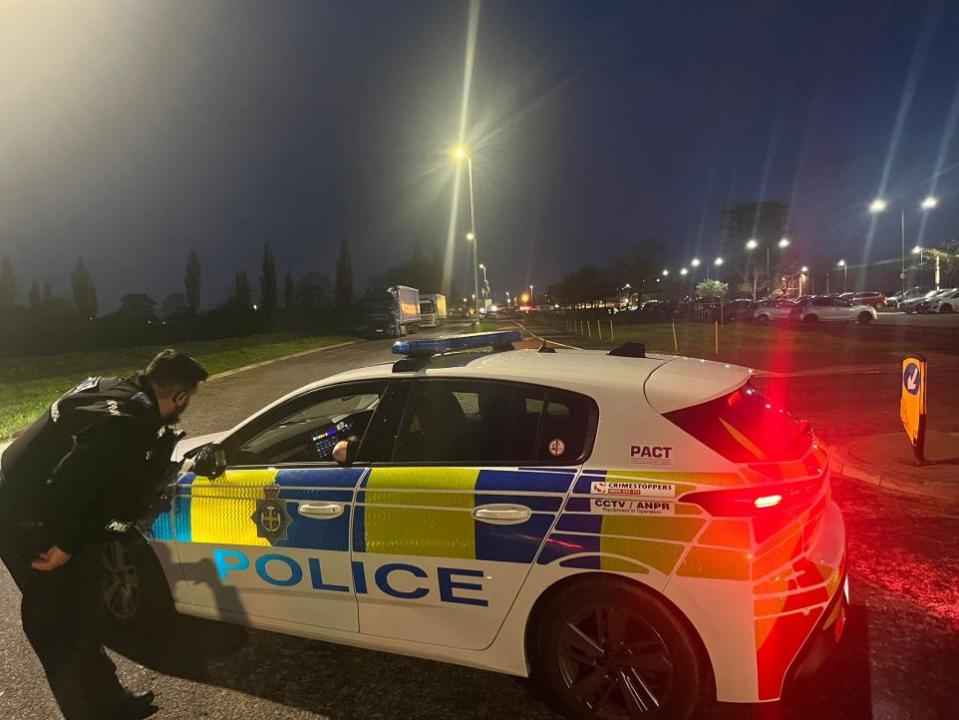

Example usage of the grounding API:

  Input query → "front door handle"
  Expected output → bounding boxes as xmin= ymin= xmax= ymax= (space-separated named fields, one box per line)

xmin=473 ymin=504 xmax=532 ymax=525
xmin=299 ymin=503 xmax=345 ymax=519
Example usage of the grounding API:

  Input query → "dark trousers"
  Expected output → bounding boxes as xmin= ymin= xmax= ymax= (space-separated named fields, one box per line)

xmin=0 ymin=524 xmax=128 ymax=720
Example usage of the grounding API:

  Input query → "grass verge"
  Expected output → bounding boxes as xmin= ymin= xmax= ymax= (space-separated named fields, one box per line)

xmin=0 ymin=334 xmax=354 ymax=441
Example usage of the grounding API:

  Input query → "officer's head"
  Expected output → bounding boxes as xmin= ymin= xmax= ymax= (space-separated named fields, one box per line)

xmin=144 ymin=349 xmax=209 ymax=423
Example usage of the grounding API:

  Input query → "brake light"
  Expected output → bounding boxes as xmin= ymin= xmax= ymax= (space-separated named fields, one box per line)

xmin=754 ymin=494 xmax=783 ymax=509
xmin=680 ymin=477 xmax=822 ymax=517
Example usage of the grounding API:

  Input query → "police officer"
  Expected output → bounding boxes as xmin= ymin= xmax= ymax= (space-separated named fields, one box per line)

xmin=0 ymin=349 xmax=208 ymax=719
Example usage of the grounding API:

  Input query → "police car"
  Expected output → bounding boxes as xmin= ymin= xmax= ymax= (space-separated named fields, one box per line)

xmin=103 ymin=331 xmax=847 ymax=719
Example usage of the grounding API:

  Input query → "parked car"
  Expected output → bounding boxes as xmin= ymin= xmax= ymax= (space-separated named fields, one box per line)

xmin=900 ymin=289 xmax=942 ymax=313
xmin=914 ymin=288 xmax=957 ymax=314
xmin=722 ymin=299 xmax=756 ymax=322
xmin=753 ymin=299 xmax=797 ymax=322
xmin=887 ymin=286 xmax=931 ymax=308
xmin=926 ymin=288 xmax=959 ymax=313
xmin=840 ymin=291 xmax=886 ymax=308
xmin=799 ymin=296 xmax=877 ymax=323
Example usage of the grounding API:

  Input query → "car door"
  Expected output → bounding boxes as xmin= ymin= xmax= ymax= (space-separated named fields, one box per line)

xmin=167 ymin=380 xmax=392 ymax=632
xmin=351 ymin=378 xmax=597 ymax=651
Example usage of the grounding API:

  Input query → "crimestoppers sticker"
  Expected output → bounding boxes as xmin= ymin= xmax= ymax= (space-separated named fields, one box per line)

xmin=589 ymin=498 xmax=675 ymax=516
xmin=629 ymin=444 xmax=673 ymax=466
xmin=590 ymin=481 xmax=676 ymax=498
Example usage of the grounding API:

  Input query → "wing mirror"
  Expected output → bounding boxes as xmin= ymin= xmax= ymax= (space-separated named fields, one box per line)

xmin=192 ymin=443 xmax=227 ymax=479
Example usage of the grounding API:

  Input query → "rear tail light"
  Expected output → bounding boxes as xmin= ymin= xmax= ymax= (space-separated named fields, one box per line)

xmin=679 ymin=476 xmax=824 ymax=517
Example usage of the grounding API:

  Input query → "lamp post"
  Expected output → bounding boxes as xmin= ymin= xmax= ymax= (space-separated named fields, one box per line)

xmin=478 ymin=263 xmax=490 ymax=308
xmin=837 ymin=259 xmax=847 ymax=291
xmin=870 ymin=195 xmax=938 ymax=295
xmin=800 ymin=265 xmax=809 ymax=296
xmin=745 ymin=239 xmax=759 ymax=300
xmin=453 ymin=145 xmax=481 ymax=323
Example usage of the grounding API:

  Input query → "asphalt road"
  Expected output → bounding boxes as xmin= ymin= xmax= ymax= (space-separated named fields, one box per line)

xmin=1 ymin=330 xmax=957 ymax=719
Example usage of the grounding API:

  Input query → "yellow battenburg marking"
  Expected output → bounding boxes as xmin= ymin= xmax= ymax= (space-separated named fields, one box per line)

xmin=677 ymin=546 xmax=751 ymax=581
xmin=364 ymin=467 xmax=478 ymax=559
xmin=190 ymin=468 xmax=277 ymax=546
xmin=602 ymin=470 xmax=746 ymax=487
xmin=698 ymin=519 xmax=753 ymax=549
xmin=751 ymin=531 xmax=803 ymax=580
xmin=599 ymin=533 xmax=685 ymax=575
xmin=601 ymin=515 xmax=705 ymax=543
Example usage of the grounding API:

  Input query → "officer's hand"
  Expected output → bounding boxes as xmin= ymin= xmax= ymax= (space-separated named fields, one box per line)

xmin=31 ymin=546 xmax=72 ymax=572
xmin=332 ymin=440 xmax=351 ymax=464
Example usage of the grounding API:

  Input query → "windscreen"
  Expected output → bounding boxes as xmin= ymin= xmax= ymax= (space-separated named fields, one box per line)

xmin=664 ymin=383 xmax=812 ymax=462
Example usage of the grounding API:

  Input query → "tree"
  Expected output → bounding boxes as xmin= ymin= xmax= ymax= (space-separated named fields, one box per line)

xmin=185 ymin=249 xmax=201 ymax=316
xmin=70 ymin=258 xmax=98 ymax=319
xmin=296 ymin=272 xmax=331 ymax=312
xmin=260 ymin=244 xmax=277 ymax=318
xmin=0 ymin=256 xmax=17 ymax=307
xmin=335 ymin=237 xmax=353 ymax=309
xmin=696 ymin=279 xmax=728 ymax=299
xmin=41 ymin=281 xmax=53 ymax=313
xmin=28 ymin=281 xmax=41 ymax=311
xmin=283 ymin=271 xmax=295 ymax=310
xmin=233 ymin=271 xmax=252 ymax=310
xmin=160 ymin=292 xmax=189 ymax=320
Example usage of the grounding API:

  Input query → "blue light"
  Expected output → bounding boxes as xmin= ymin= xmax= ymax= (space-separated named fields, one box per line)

xmin=392 ymin=330 xmax=522 ymax=357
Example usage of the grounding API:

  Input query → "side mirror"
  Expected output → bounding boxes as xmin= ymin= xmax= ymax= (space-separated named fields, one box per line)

xmin=192 ymin=443 xmax=227 ymax=479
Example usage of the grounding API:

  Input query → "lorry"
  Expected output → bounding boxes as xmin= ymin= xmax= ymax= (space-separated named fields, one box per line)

xmin=359 ymin=285 xmax=421 ymax=337
xmin=419 ymin=293 xmax=447 ymax=328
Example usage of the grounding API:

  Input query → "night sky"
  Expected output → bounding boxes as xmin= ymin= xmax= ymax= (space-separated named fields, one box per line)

xmin=1 ymin=0 xmax=958 ymax=311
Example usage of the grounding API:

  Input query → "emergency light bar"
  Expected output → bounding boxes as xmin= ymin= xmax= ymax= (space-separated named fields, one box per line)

xmin=392 ymin=330 xmax=522 ymax=358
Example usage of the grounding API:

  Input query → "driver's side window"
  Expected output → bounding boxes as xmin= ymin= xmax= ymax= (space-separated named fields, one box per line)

xmin=228 ymin=381 xmax=389 ymax=466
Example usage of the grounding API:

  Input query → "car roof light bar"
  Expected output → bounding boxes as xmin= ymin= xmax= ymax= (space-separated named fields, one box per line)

xmin=392 ymin=330 xmax=522 ymax=359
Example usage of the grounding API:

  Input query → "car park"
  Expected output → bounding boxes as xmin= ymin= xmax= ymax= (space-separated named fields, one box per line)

xmin=840 ymin=291 xmax=885 ymax=308
xmin=753 ymin=299 xmax=797 ymax=323
xmin=799 ymin=296 xmax=877 ymax=323
xmin=102 ymin=331 xmax=846 ymax=720
xmin=722 ymin=298 xmax=756 ymax=322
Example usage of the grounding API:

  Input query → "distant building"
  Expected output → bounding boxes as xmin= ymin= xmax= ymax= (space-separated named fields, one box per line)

xmin=720 ymin=202 xmax=790 ymax=249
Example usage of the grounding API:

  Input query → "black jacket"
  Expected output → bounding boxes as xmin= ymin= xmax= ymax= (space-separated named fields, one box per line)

xmin=0 ymin=374 xmax=178 ymax=553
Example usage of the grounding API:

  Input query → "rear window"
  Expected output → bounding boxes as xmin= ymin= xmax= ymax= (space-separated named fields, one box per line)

xmin=664 ymin=383 xmax=812 ymax=462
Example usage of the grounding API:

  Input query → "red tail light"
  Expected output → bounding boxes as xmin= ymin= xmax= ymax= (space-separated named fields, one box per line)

xmin=679 ymin=477 xmax=823 ymax=517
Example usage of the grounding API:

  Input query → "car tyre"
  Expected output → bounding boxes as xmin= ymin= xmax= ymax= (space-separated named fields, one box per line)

xmin=755 ymin=314 xmax=770 ymax=324
xmin=101 ymin=534 xmax=174 ymax=642
xmin=534 ymin=578 xmax=705 ymax=720
xmin=941 ymin=304 xmax=953 ymax=313
xmin=803 ymin=314 xmax=818 ymax=323
xmin=857 ymin=311 xmax=873 ymax=324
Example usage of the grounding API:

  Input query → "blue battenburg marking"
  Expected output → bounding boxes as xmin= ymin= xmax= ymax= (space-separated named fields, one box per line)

xmin=275 ymin=467 xmax=365 ymax=489
xmin=279 ymin=488 xmax=354 ymax=503
xmin=517 ymin=466 xmax=579 ymax=473
xmin=174 ymin=496 xmax=192 ymax=542
xmin=150 ymin=511 xmax=174 ymax=541
xmin=352 ymin=504 xmax=366 ymax=553
xmin=177 ymin=471 xmax=198 ymax=486
xmin=536 ymin=533 xmax=601 ymax=565
xmin=475 ymin=494 xmax=562 ymax=512
xmin=564 ymin=497 xmax=594 ymax=512
xmin=475 ymin=514 xmax=554 ymax=563
xmin=573 ymin=473 xmax=608 ymax=494
xmin=559 ymin=556 xmax=601 ymax=570
xmin=554 ymin=514 xmax=602 ymax=534
xmin=276 ymin=503 xmax=350 ymax=552
xmin=476 ymin=469 xmax=575 ymax=493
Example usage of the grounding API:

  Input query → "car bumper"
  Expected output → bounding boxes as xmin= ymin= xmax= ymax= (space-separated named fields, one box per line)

xmin=784 ymin=570 xmax=849 ymax=687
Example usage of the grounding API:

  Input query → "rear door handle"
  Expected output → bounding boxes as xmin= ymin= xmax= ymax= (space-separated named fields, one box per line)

xmin=473 ymin=504 xmax=532 ymax=525
xmin=299 ymin=503 xmax=345 ymax=519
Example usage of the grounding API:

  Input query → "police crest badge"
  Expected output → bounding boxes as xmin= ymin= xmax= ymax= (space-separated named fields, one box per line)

xmin=252 ymin=484 xmax=291 ymax=544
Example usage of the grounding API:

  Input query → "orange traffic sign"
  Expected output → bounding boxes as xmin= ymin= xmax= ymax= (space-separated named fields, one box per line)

xmin=900 ymin=354 xmax=927 ymax=462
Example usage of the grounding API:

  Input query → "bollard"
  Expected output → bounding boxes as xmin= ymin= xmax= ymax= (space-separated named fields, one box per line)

xmin=671 ymin=320 xmax=679 ymax=352
xmin=714 ymin=321 xmax=719 ymax=356
xmin=610 ymin=320 xmax=614 ymax=341
xmin=597 ymin=321 xmax=602 ymax=340
xmin=587 ymin=320 xmax=592 ymax=338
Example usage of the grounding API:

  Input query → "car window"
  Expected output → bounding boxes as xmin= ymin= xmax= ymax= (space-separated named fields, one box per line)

xmin=391 ymin=380 xmax=596 ymax=465
xmin=229 ymin=381 xmax=388 ymax=465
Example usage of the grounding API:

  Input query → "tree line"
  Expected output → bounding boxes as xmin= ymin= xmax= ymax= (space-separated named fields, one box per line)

xmin=0 ymin=240 xmax=355 ymax=359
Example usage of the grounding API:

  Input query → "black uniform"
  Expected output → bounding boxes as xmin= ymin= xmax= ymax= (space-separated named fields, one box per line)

xmin=0 ymin=374 xmax=178 ymax=720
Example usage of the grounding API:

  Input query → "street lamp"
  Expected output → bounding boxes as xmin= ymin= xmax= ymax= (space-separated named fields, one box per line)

xmin=661 ymin=269 xmax=669 ymax=277
xmin=778 ymin=237 xmax=790 ymax=249
xmin=680 ymin=267 xmax=688 ymax=276
xmin=837 ymin=259 xmax=847 ymax=291
xmin=799 ymin=265 xmax=809 ymax=295
xmin=745 ymin=238 xmax=759 ymax=250
xmin=690 ymin=258 xmax=700 ymax=267
xmin=870 ymin=196 xmax=939 ymax=294
xmin=452 ymin=145 xmax=480 ymax=322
